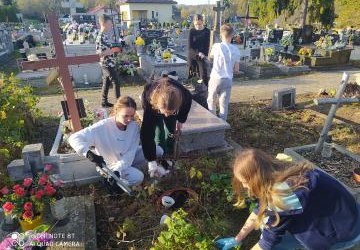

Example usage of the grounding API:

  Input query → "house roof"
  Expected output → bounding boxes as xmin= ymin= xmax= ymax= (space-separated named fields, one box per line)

xmin=88 ymin=4 xmax=105 ymax=14
xmin=119 ymin=0 xmax=177 ymax=4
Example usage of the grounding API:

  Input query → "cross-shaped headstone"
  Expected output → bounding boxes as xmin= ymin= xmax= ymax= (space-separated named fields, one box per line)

xmin=21 ymin=13 xmax=100 ymax=132
xmin=237 ymin=2 xmax=258 ymax=49
xmin=314 ymin=72 xmax=359 ymax=153
xmin=213 ymin=1 xmax=225 ymax=34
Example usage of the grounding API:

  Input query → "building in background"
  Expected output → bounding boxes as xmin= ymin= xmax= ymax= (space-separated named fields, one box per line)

xmin=119 ymin=0 xmax=177 ymax=28
xmin=61 ymin=0 xmax=84 ymax=15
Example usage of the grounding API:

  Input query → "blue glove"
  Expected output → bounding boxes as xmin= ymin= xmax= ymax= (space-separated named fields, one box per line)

xmin=215 ymin=237 xmax=241 ymax=250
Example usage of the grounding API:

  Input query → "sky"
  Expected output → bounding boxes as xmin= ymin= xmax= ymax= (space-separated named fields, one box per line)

xmin=177 ymin=0 xmax=217 ymax=5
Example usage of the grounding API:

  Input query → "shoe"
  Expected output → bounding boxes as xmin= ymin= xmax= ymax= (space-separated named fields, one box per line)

xmin=103 ymin=171 xmax=124 ymax=195
xmin=101 ymin=101 xmax=114 ymax=108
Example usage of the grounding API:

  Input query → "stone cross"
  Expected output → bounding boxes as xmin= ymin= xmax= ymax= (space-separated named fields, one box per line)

xmin=209 ymin=1 xmax=225 ymax=55
xmin=213 ymin=0 xmax=225 ymax=34
xmin=21 ymin=13 xmax=100 ymax=132
xmin=313 ymin=72 xmax=359 ymax=153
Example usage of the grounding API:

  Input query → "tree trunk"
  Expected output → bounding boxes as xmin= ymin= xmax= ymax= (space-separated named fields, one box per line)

xmin=301 ymin=0 xmax=309 ymax=28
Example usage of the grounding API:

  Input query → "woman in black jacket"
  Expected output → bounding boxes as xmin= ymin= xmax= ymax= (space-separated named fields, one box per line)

xmin=140 ymin=76 xmax=192 ymax=178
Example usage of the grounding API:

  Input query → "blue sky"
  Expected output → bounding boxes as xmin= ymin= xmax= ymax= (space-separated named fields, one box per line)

xmin=177 ymin=0 xmax=217 ymax=5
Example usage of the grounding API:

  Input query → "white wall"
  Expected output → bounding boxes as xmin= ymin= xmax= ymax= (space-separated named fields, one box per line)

xmin=119 ymin=3 xmax=174 ymax=27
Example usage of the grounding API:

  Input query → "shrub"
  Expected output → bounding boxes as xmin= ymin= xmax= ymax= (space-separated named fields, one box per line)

xmin=151 ymin=209 xmax=214 ymax=250
xmin=0 ymin=74 xmax=40 ymax=185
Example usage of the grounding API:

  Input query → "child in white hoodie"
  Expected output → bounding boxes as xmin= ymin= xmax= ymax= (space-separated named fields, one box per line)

xmin=69 ymin=96 xmax=163 ymax=186
xmin=207 ymin=24 xmax=240 ymax=120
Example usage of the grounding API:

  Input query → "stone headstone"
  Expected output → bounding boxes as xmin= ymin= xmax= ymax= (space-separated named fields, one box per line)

xmin=143 ymin=30 xmax=164 ymax=46
xmin=22 ymin=143 xmax=45 ymax=174
xmin=137 ymin=101 xmax=231 ymax=153
xmin=272 ymin=87 xmax=296 ymax=110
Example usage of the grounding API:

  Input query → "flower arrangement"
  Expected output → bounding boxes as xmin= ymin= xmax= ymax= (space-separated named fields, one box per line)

xmin=134 ymin=36 xmax=145 ymax=47
xmin=265 ymin=48 xmax=274 ymax=56
xmin=0 ymin=164 xmax=63 ymax=223
xmin=280 ymin=35 xmax=293 ymax=47
xmin=282 ymin=58 xmax=302 ymax=67
xmin=162 ymin=49 xmax=172 ymax=61
xmin=314 ymin=35 xmax=333 ymax=51
xmin=298 ymin=47 xmax=313 ymax=56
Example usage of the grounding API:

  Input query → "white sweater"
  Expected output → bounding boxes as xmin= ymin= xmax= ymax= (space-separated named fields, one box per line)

xmin=68 ymin=117 xmax=139 ymax=172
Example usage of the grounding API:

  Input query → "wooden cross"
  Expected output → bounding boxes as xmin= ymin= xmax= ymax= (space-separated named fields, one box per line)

xmin=21 ymin=13 xmax=100 ymax=132
xmin=313 ymin=72 xmax=360 ymax=153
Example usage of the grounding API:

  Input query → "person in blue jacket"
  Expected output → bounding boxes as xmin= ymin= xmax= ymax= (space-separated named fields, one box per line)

xmin=216 ymin=149 xmax=360 ymax=250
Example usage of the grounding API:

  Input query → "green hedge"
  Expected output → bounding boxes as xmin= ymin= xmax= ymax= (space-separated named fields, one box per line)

xmin=0 ymin=74 xmax=39 ymax=186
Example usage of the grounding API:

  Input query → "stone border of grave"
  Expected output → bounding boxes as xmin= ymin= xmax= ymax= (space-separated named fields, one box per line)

xmin=49 ymin=116 xmax=101 ymax=187
xmin=284 ymin=143 xmax=360 ymax=200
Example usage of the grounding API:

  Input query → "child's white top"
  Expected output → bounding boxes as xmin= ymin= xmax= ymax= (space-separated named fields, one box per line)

xmin=69 ymin=117 xmax=139 ymax=171
xmin=210 ymin=42 xmax=241 ymax=80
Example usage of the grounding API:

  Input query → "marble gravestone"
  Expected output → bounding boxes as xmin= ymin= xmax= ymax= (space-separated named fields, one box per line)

xmin=136 ymin=101 xmax=231 ymax=153
xmin=139 ymin=55 xmax=188 ymax=80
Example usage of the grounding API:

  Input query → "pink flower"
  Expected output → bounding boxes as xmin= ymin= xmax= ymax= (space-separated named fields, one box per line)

xmin=0 ymin=187 xmax=9 ymax=195
xmin=55 ymin=180 xmax=63 ymax=187
xmin=23 ymin=178 xmax=33 ymax=187
xmin=22 ymin=210 xmax=33 ymax=220
xmin=44 ymin=184 xmax=56 ymax=196
xmin=38 ymin=175 xmax=48 ymax=186
xmin=23 ymin=202 xmax=32 ymax=211
xmin=13 ymin=184 xmax=21 ymax=190
xmin=44 ymin=164 xmax=53 ymax=172
xmin=2 ymin=202 xmax=14 ymax=214
xmin=35 ymin=190 xmax=44 ymax=200
xmin=14 ymin=187 xmax=25 ymax=197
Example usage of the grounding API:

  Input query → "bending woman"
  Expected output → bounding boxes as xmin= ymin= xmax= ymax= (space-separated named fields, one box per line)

xmin=69 ymin=96 xmax=163 ymax=187
xmin=141 ymin=76 xmax=192 ymax=178
xmin=217 ymin=149 xmax=360 ymax=250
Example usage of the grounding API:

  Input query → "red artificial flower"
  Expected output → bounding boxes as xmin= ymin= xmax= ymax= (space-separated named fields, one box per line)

xmin=22 ymin=210 xmax=33 ymax=220
xmin=23 ymin=178 xmax=33 ymax=187
xmin=35 ymin=190 xmax=44 ymax=200
xmin=14 ymin=187 xmax=25 ymax=197
xmin=38 ymin=175 xmax=48 ymax=186
xmin=2 ymin=202 xmax=14 ymax=214
xmin=23 ymin=202 xmax=33 ymax=211
xmin=13 ymin=184 xmax=21 ymax=190
xmin=44 ymin=185 xmax=56 ymax=196
xmin=44 ymin=164 xmax=53 ymax=172
xmin=0 ymin=187 xmax=9 ymax=195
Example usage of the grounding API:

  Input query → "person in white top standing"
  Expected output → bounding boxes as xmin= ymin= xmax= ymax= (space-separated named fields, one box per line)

xmin=69 ymin=96 xmax=163 ymax=188
xmin=207 ymin=24 xmax=241 ymax=120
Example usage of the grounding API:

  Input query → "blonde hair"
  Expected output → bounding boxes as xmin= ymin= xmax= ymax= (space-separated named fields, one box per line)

xmin=150 ymin=78 xmax=182 ymax=112
xmin=220 ymin=24 xmax=234 ymax=38
xmin=111 ymin=96 xmax=137 ymax=116
xmin=232 ymin=149 xmax=312 ymax=228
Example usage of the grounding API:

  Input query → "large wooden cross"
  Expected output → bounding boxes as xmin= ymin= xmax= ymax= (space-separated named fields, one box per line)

xmin=237 ymin=2 xmax=258 ymax=49
xmin=21 ymin=13 xmax=100 ymax=132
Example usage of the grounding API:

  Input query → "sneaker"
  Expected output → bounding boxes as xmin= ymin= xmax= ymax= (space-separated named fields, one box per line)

xmin=101 ymin=101 xmax=114 ymax=108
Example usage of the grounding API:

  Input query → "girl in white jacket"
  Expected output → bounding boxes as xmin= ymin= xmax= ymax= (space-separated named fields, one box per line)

xmin=69 ymin=96 xmax=163 ymax=186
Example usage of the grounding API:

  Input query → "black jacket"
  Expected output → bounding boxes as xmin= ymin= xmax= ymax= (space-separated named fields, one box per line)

xmin=188 ymin=27 xmax=211 ymax=59
xmin=140 ymin=78 xmax=192 ymax=161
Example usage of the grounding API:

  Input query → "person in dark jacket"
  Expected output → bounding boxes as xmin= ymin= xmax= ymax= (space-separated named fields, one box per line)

xmin=216 ymin=149 xmax=360 ymax=250
xmin=140 ymin=76 xmax=192 ymax=178
xmin=188 ymin=14 xmax=210 ymax=86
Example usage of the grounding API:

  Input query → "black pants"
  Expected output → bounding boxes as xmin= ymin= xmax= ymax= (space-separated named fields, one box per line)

xmin=101 ymin=66 xmax=120 ymax=102
xmin=188 ymin=57 xmax=209 ymax=86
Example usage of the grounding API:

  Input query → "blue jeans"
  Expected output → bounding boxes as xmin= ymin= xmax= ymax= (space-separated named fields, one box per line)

xmin=271 ymin=232 xmax=360 ymax=250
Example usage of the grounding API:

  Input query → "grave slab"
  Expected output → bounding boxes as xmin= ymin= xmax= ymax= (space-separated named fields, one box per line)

xmin=139 ymin=55 xmax=188 ymax=80
xmin=137 ymin=101 xmax=231 ymax=153
xmin=284 ymin=143 xmax=360 ymax=201
xmin=0 ymin=196 xmax=96 ymax=250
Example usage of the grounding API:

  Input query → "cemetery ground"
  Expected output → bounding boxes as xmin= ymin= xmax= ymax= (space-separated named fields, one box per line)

xmin=14 ymin=78 xmax=358 ymax=249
